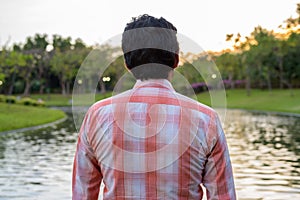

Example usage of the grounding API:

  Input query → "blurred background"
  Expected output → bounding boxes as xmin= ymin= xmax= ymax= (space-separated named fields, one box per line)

xmin=0 ymin=0 xmax=299 ymax=199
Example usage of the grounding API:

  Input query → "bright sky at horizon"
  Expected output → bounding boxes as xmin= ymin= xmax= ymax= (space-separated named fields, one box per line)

xmin=0 ymin=0 xmax=299 ymax=52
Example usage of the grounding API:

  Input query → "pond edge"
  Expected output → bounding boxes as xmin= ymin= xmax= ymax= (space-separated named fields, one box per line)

xmin=227 ymin=108 xmax=300 ymax=118
xmin=1 ymin=107 xmax=299 ymax=135
xmin=0 ymin=116 xmax=68 ymax=136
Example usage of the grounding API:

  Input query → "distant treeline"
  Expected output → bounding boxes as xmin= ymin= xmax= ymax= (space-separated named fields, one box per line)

xmin=187 ymin=4 xmax=300 ymax=96
xmin=0 ymin=4 xmax=299 ymax=96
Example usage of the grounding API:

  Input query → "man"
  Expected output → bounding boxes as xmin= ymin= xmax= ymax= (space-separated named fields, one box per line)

xmin=72 ymin=14 xmax=236 ymax=199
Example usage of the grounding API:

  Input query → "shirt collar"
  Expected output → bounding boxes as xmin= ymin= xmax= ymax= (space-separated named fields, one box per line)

xmin=133 ymin=79 xmax=175 ymax=91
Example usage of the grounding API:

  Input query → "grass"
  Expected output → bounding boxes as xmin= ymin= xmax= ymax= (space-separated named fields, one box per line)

xmin=197 ymin=89 xmax=300 ymax=114
xmin=0 ymin=92 xmax=111 ymax=132
xmin=10 ymin=89 xmax=300 ymax=114
xmin=1 ymin=89 xmax=299 ymax=132
xmin=29 ymin=94 xmax=73 ymax=106
xmin=30 ymin=89 xmax=300 ymax=114
xmin=30 ymin=92 xmax=112 ymax=106
xmin=0 ymin=103 xmax=66 ymax=132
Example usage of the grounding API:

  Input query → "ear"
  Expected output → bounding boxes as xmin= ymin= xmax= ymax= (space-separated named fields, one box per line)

xmin=173 ymin=54 xmax=179 ymax=68
xmin=167 ymin=70 xmax=174 ymax=81
xmin=124 ymin=59 xmax=131 ymax=70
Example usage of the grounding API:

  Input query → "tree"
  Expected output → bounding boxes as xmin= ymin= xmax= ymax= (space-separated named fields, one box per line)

xmin=248 ymin=26 xmax=278 ymax=92
xmin=19 ymin=54 xmax=34 ymax=96
xmin=50 ymin=35 xmax=84 ymax=95
xmin=215 ymin=52 xmax=241 ymax=89
xmin=52 ymin=35 xmax=72 ymax=52
xmin=277 ymin=4 xmax=300 ymax=93
xmin=0 ymin=50 xmax=7 ymax=93
xmin=282 ymin=32 xmax=300 ymax=93
xmin=75 ymin=44 xmax=123 ymax=94
xmin=224 ymin=32 xmax=253 ymax=95
xmin=22 ymin=34 xmax=50 ymax=95
xmin=5 ymin=51 xmax=27 ymax=95
xmin=50 ymin=49 xmax=78 ymax=95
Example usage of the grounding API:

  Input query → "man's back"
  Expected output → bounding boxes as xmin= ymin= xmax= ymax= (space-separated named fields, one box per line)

xmin=72 ymin=79 xmax=235 ymax=199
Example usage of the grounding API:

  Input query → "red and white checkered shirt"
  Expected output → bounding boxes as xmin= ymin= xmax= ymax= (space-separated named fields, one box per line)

xmin=72 ymin=79 xmax=236 ymax=200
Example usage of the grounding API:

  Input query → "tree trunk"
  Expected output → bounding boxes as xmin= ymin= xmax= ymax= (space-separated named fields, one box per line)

xmin=8 ymin=70 xmax=16 ymax=95
xmin=23 ymin=68 xmax=33 ymax=96
xmin=267 ymin=68 xmax=272 ymax=95
xmin=245 ymin=66 xmax=251 ymax=96
xmin=23 ymin=79 xmax=31 ymax=96
xmin=279 ymin=56 xmax=284 ymax=89
xmin=100 ymin=80 xmax=106 ymax=93
xmin=61 ymin=79 xmax=66 ymax=95
xmin=229 ymin=73 xmax=235 ymax=89
xmin=246 ymin=77 xmax=251 ymax=96
xmin=257 ymin=64 xmax=265 ymax=89
xmin=66 ymin=81 xmax=70 ymax=95
xmin=38 ymin=65 xmax=45 ymax=94
xmin=8 ymin=82 xmax=14 ymax=95
xmin=39 ymin=84 xmax=45 ymax=94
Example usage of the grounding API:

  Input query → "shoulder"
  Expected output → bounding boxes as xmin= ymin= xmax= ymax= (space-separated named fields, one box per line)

xmin=89 ymin=97 xmax=113 ymax=113
xmin=88 ymin=90 xmax=132 ymax=114
xmin=174 ymin=92 xmax=216 ymax=117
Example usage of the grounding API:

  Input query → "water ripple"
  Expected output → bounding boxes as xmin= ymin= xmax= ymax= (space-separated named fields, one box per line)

xmin=0 ymin=111 xmax=300 ymax=199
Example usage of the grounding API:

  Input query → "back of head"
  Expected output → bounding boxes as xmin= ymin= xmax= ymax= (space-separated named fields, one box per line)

xmin=122 ymin=14 xmax=179 ymax=80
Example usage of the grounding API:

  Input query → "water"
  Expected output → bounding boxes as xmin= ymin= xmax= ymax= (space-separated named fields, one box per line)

xmin=0 ymin=115 xmax=77 ymax=200
xmin=0 ymin=110 xmax=299 ymax=199
xmin=225 ymin=110 xmax=300 ymax=200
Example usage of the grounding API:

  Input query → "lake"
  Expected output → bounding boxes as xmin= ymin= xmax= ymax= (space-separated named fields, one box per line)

xmin=0 ymin=109 xmax=299 ymax=199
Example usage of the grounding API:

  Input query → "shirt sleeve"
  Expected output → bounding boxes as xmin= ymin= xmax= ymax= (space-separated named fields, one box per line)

xmin=72 ymin=108 xmax=103 ymax=200
xmin=202 ymin=112 xmax=236 ymax=200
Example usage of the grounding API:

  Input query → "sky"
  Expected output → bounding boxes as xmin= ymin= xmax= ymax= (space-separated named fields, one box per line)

xmin=0 ymin=0 xmax=299 ymax=52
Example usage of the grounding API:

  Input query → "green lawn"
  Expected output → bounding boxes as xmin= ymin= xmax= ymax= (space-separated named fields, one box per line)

xmin=197 ymin=89 xmax=300 ymax=114
xmin=30 ymin=93 xmax=112 ymax=106
xmin=13 ymin=89 xmax=300 ymax=114
xmin=29 ymin=94 xmax=73 ymax=106
xmin=1 ymin=89 xmax=299 ymax=132
xmin=32 ymin=89 xmax=300 ymax=114
xmin=0 ymin=103 xmax=66 ymax=132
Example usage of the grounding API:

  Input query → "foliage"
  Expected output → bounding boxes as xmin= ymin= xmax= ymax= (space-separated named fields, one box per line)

xmin=18 ymin=97 xmax=45 ymax=107
xmin=0 ymin=4 xmax=299 ymax=96
xmin=0 ymin=95 xmax=46 ymax=107
xmin=212 ymin=4 xmax=300 ymax=95
xmin=5 ymin=96 xmax=16 ymax=103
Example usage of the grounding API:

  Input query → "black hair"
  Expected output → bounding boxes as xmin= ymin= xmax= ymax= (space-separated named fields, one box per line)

xmin=122 ymin=14 xmax=179 ymax=80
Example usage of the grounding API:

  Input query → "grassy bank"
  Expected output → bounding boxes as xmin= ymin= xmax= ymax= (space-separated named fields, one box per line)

xmin=30 ymin=89 xmax=300 ymax=114
xmin=1 ymin=88 xmax=298 ymax=132
xmin=9 ymin=89 xmax=300 ymax=114
xmin=0 ymin=103 xmax=66 ymax=132
xmin=30 ymin=93 xmax=112 ymax=106
xmin=197 ymin=89 xmax=300 ymax=114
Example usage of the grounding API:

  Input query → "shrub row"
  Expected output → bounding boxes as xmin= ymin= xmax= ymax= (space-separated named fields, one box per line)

xmin=0 ymin=95 xmax=45 ymax=107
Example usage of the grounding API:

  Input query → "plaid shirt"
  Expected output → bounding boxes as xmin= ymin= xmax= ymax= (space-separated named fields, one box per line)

xmin=72 ymin=79 xmax=236 ymax=200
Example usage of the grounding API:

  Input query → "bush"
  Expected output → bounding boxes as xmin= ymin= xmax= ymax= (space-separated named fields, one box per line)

xmin=19 ymin=97 xmax=34 ymax=106
xmin=19 ymin=97 xmax=45 ymax=107
xmin=0 ymin=95 xmax=5 ymax=102
xmin=31 ymin=99 xmax=38 ymax=106
xmin=34 ymin=98 xmax=46 ymax=107
xmin=1 ymin=95 xmax=46 ymax=107
xmin=37 ymin=101 xmax=46 ymax=107
xmin=6 ymin=96 xmax=16 ymax=104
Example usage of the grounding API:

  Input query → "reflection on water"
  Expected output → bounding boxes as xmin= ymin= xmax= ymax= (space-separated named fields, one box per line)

xmin=224 ymin=110 xmax=300 ymax=200
xmin=0 ymin=114 xmax=77 ymax=200
xmin=0 ymin=110 xmax=299 ymax=199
